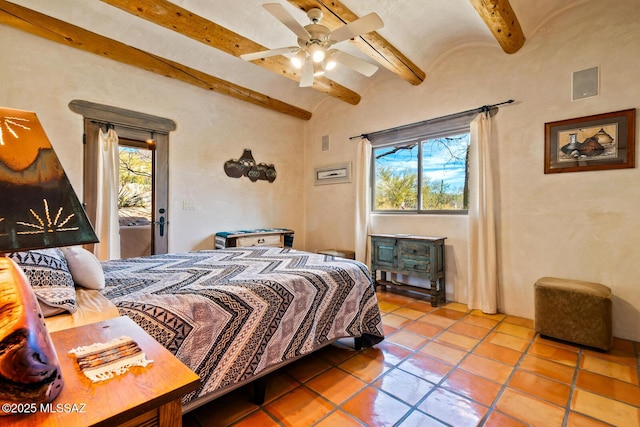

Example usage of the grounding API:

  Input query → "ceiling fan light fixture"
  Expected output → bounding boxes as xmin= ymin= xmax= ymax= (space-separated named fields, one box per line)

xmin=325 ymin=50 xmax=338 ymax=71
xmin=312 ymin=51 xmax=324 ymax=63
xmin=309 ymin=44 xmax=325 ymax=63
xmin=291 ymin=50 xmax=306 ymax=69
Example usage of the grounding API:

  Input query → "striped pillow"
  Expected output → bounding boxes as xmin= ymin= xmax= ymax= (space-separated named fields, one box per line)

xmin=9 ymin=248 xmax=77 ymax=317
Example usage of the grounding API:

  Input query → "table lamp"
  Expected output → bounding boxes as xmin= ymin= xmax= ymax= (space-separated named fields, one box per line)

xmin=0 ymin=107 xmax=98 ymax=409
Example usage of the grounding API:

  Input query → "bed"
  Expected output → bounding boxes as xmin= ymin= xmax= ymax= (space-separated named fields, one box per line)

xmin=32 ymin=246 xmax=384 ymax=411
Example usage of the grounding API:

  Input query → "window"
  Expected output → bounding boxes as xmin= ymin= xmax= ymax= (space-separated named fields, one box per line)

xmin=372 ymin=129 xmax=470 ymax=213
xmin=366 ymin=109 xmax=477 ymax=214
xmin=366 ymin=105 xmax=505 ymax=213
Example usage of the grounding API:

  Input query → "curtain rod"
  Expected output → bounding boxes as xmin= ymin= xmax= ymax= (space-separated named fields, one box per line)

xmin=90 ymin=119 xmax=166 ymax=135
xmin=349 ymin=99 xmax=515 ymax=140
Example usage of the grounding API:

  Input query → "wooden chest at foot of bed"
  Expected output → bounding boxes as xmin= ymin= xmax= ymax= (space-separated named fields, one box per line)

xmin=214 ymin=228 xmax=294 ymax=249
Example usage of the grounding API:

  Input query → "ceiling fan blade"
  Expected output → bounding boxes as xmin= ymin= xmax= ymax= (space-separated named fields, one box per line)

xmin=332 ymin=51 xmax=378 ymax=77
xmin=263 ymin=3 xmax=311 ymax=40
xmin=299 ymin=59 xmax=314 ymax=87
xmin=329 ymin=12 xmax=384 ymax=43
xmin=240 ymin=46 xmax=298 ymax=61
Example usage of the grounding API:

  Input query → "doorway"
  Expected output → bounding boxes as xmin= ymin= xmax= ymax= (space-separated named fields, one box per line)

xmin=70 ymin=100 xmax=175 ymax=258
xmin=118 ymin=138 xmax=154 ymax=258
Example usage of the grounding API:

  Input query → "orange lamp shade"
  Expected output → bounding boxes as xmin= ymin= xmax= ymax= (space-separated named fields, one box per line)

xmin=0 ymin=107 xmax=99 ymax=411
xmin=0 ymin=107 xmax=98 ymax=252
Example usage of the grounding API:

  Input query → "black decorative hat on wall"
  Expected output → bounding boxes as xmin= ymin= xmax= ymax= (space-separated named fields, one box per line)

xmin=224 ymin=149 xmax=276 ymax=183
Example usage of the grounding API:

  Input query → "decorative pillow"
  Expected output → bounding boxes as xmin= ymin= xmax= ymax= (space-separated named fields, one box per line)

xmin=59 ymin=246 xmax=105 ymax=290
xmin=9 ymin=248 xmax=77 ymax=316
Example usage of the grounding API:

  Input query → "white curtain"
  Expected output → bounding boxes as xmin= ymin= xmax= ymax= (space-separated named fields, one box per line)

xmin=467 ymin=112 xmax=499 ymax=313
xmin=95 ymin=128 xmax=121 ymax=260
xmin=355 ymin=137 xmax=372 ymax=265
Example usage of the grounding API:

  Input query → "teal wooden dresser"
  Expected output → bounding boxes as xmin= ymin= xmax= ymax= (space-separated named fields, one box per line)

xmin=370 ymin=234 xmax=446 ymax=307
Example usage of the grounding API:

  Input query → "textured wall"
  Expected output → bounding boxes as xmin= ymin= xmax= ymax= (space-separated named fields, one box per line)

xmin=0 ymin=27 xmax=306 ymax=253
xmin=304 ymin=0 xmax=640 ymax=341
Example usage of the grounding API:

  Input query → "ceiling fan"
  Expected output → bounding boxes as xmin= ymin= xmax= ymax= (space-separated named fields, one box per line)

xmin=240 ymin=3 xmax=383 ymax=87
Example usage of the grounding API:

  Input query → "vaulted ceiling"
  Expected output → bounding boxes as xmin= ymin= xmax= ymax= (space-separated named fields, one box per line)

xmin=1 ymin=0 xmax=583 ymax=120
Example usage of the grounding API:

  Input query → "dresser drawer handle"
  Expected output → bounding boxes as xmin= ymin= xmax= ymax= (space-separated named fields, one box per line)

xmin=258 ymin=238 xmax=265 ymax=244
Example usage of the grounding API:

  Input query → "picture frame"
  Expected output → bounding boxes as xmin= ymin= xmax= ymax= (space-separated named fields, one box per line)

xmin=544 ymin=108 xmax=635 ymax=174
xmin=314 ymin=162 xmax=352 ymax=185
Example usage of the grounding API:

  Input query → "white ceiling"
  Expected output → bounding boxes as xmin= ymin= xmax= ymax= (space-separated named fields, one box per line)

xmin=8 ymin=0 xmax=586 ymax=113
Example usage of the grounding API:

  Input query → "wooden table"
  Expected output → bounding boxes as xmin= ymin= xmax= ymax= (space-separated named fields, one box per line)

xmin=5 ymin=316 xmax=200 ymax=427
xmin=370 ymin=234 xmax=447 ymax=306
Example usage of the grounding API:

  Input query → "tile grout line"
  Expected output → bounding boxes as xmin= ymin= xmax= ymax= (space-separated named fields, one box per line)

xmin=366 ymin=296 xmax=474 ymax=425
xmin=391 ymin=299 xmax=564 ymax=425
xmin=315 ymin=331 xmax=640 ymax=427
xmin=562 ymin=348 xmax=582 ymax=427
xmin=384 ymin=302 xmax=471 ymax=426
xmin=283 ymin=328 xmax=424 ymax=427
xmin=228 ymin=293 xmax=640 ymax=427
xmin=318 ymin=340 xmax=396 ymax=427
xmin=392 ymin=306 xmax=511 ymax=426
xmin=358 ymin=296 xmax=448 ymax=426
xmin=229 ymin=349 xmax=339 ymax=426
xmin=474 ymin=315 xmax=537 ymax=426
xmin=300 ymin=343 xmax=370 ymax=427
xmin=254 ymin=344 xmax=367 ymax=427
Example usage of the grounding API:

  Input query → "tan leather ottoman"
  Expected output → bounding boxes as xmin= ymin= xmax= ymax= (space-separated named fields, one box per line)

xmin=534 ymin=277 xmax=612 ymax=351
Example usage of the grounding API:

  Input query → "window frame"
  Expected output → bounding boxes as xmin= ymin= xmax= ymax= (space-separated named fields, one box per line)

xmin=370 ymin=127 xmax=471 ymax=215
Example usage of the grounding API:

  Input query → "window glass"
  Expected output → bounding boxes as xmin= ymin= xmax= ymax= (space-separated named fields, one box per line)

xmin=421 ymin=133 xmax=469 ymax=210
xmin=372 ymin=131 xmax=470 ymax=213
xmin=374 ymin=144 xmax=419 ymax=210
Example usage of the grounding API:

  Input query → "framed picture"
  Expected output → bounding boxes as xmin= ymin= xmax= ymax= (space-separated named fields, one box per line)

xmin=544 ymin=108 xmax=635 ymax=174
xmin=314 ymin=162 xmax=352 ymax=185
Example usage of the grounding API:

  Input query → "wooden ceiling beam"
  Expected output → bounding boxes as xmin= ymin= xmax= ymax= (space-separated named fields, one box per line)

xmin=0 ymin=0 xmax=312 ymax=120
xmin=288 ymin=0 xmax=426 ymax=86
xmin=469 ymin=0 xmax=525 ymax=54
xmin=101 ymin=0 xmax=361 ymax=105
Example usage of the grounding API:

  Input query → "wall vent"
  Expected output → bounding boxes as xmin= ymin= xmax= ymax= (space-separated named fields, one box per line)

xmin=572 ymin=66 xmax=599 ymax=101
xmin=321 ymin=134 xmax=330 ymax=151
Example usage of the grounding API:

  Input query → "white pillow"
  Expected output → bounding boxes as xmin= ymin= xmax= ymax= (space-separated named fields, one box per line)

xmin=60 ymin=246 xmax=105 ymax=290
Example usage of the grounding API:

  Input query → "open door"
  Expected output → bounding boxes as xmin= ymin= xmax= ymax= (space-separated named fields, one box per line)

xmin=72 ymin=100 xmax=174 ymax=258
xmin=117 ymin=137 xmax=161 ymax=258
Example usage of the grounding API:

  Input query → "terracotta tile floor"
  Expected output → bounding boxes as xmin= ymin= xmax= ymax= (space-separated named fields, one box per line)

xmin=183 ymin=290 xmax=640 ymax=427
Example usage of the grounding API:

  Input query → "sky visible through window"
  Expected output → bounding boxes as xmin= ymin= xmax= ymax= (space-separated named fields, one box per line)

xmin=375 ymin=133 xmax=469 ymax=191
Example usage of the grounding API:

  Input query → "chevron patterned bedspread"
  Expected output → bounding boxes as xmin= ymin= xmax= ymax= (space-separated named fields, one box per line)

xmin=100 ymin=247 xmax=384 ymax=404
